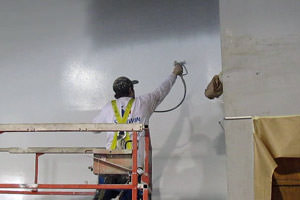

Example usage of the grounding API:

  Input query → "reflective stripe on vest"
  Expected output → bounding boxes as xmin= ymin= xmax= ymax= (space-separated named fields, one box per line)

xmin=110 ymin=98 xmax=134 ymax=150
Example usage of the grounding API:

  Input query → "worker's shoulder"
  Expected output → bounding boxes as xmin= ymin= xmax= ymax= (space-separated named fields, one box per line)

xmin=135 ymin=94 xmax=154 ymax=104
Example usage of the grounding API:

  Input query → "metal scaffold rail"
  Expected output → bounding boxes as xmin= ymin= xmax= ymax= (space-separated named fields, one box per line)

xmin=0 ymin=123 xmax=144 ymax=132
xmin=0 ymin=147 xmax=105 ymax=154
xmin=0 ymin=123 xmax=144 ymax=133
xmin=0 ymin=123 xmax=152 ymax=200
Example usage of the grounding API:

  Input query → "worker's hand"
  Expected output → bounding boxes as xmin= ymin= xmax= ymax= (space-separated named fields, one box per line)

xmin=173 ymin=63 xmax=183 ymax=76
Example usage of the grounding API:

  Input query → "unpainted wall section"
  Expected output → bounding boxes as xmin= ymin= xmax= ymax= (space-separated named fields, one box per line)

xmin=220 ymin=0 xmax=300 ymax=199
xmin=0 ymin=1 xmax=225 ymax=199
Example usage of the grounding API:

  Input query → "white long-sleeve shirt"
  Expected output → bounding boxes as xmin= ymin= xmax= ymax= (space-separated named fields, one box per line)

xmin=93 ymin=74 xmax=177 ymax=149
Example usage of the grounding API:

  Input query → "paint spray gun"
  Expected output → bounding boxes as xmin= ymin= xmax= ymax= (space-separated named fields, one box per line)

xmin=154 ymin=60 xmax=188 ymax=113
xmin=174 ymin=60 xmax=188 ymax=76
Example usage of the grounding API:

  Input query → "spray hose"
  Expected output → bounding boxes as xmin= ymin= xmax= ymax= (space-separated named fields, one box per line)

xmin=154 ymin=61 xmax=188 ymax=113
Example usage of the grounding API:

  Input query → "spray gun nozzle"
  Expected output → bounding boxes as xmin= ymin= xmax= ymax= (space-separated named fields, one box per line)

xmin=174 ymin=60 xmax=186 ymax=66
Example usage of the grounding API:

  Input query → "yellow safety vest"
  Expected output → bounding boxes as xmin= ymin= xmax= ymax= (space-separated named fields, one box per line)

xmin=110 ymin=98 xmax=134 ymax=150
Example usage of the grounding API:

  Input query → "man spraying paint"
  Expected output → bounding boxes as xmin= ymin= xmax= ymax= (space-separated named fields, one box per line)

xmin=93 ymin=62 xmax=183 ymax=200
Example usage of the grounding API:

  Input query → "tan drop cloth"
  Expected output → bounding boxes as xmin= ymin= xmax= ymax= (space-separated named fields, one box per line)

xmin=253 ymin=115 xmax=300 ymax=200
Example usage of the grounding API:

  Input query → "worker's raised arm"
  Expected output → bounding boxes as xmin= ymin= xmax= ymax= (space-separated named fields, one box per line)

xmin=141 ymin=63 xmax=183 ymax=112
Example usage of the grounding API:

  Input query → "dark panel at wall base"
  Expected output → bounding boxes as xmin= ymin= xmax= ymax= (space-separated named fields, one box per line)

xmin=272 ymin=158 xmax=300 ymax=200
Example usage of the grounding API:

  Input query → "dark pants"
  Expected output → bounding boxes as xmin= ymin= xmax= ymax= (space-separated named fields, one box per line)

xmin=95 ymin=175 xmax=132 ymax=200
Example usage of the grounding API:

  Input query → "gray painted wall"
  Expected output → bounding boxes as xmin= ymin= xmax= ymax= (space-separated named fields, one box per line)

xmin=220 ymin=0 xmax=300 ymax=199
xmin=0 ymin=1 xmax=225 ymax=199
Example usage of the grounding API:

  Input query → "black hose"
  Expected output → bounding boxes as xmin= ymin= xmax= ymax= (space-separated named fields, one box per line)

xmin=154 ymin=63 xmax=188 ymax=113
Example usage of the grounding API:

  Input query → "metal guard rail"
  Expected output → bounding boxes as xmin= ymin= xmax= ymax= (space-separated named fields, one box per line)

xmin=0 ymin=123 xmax=152 ymax=200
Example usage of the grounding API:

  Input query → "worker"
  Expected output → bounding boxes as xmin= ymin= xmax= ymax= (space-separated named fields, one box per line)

xmin=92 ymin=62 xmax=183 ymax=200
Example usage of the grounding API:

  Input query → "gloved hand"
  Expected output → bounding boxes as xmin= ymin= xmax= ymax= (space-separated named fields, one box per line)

xmin=173 ymin=63 xmax=183 ymax=76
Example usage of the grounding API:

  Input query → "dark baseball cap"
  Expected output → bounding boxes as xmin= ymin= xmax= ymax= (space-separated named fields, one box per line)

xmin=113 ymin=76 xmax=139 ymax=93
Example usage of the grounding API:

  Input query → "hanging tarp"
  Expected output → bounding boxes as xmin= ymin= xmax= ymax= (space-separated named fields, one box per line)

xmin=253 ymin=115 xmax=300 ymax=200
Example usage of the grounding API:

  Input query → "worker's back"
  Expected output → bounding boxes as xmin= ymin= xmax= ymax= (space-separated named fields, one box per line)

xmin=93 ymin=74 xmax=177 ymax=149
